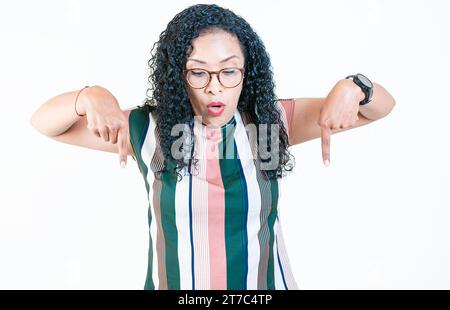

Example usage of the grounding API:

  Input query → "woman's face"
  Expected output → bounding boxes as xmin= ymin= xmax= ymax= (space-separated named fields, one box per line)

xmin=185 ymin=29 xmax=245 ymax=128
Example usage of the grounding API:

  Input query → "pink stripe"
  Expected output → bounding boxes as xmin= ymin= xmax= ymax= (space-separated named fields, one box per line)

xmin=192 ymin=125 xmax=210 ymax=289
xmin=279 ymin=99 xmax=295 ymax=135
xmin=206 ymin=127 xmax=227 ymax=289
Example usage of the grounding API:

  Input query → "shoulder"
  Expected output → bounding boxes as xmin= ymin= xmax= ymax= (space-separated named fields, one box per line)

xmin=277 ymin=98 xmax=295 ymax=122
xmin=274 ymin=98 xmax=295 ymax=137
xmin=127 ymin=104 xmax=156 ymax=129
xmin=127 ymin=104 xmax=158 ymax=151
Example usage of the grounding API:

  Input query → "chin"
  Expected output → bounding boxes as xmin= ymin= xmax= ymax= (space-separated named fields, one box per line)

xmin=205 ymin=118 xmax=221 ymax=127
xmin=201 ymin=113 xmax=220 ymax=125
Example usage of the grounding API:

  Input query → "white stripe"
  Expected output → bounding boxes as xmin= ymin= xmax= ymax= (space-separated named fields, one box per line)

xmin=175 ymin=165 xmax=193 ymax=289
xmin=274 ymin=216 xmax=299 ymax=289
xmin=233 ymin=112 xmax=262 ymax=289
xmin=141 ymin=111 xmax=158 ymax=289
xmin=273 ymin=220 xmax=286 ymax=290
xmin=274 ymin=180 xmax=298 ymax=289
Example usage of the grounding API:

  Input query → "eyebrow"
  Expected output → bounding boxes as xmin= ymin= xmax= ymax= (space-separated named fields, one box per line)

xmin=187 ymin=55 xmax=239 ymax=64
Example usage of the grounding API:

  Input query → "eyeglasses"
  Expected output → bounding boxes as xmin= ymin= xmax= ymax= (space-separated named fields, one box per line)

xmin=183 ymin=67 xmax=245 ymax=89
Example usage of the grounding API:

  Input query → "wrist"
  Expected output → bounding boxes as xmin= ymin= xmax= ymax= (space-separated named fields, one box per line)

xmin=75 ymin=85 xmax=101 ymax=116
xmin=339 ymin=79 xmax=365 ymax=103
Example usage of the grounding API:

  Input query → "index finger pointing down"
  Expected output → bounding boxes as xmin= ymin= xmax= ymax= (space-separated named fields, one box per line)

xmin=321 ymin=122 xmax=331 ymax=167
xmin=117 ymin=127 xmax=128 ymax=167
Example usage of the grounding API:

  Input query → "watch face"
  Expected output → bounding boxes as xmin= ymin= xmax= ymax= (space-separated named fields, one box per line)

xmin=358 ymin=74 xmax=373 ymax=87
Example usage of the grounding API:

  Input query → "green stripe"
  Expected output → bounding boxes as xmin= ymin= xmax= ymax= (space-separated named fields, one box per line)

xmin=220 ymin=123 xmax=248 ymax=289
xmin=266 ymin=174 xmax=279 ymax=290
xmin=129 ymin=106 xmax=154 ymax=290
xmin=159 ymin=157 xmax=180 ymax=289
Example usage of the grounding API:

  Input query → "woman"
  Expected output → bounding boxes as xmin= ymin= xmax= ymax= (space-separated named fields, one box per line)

xmin=30 ymin=4 xmax=395 ymax=290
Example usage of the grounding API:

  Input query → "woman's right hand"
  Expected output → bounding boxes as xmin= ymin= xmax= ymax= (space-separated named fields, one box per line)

xmin=78 ymin=86 xmax=131 ymax=166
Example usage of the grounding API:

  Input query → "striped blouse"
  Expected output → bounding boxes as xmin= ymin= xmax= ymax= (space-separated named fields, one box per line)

xmin=128 ymin=99 xmax=298 ymax=290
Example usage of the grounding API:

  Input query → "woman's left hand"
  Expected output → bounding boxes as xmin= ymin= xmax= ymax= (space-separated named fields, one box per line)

xmin=318 ymin=79 xmax=365 ymax=167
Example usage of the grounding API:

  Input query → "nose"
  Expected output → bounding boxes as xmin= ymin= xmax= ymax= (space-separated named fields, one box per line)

xmin=205 ymin=72 xmax=223 ymax=94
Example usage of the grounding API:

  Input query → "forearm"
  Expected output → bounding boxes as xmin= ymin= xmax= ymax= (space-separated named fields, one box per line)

xmin=30 ymin=85 xmax=107 ymax=136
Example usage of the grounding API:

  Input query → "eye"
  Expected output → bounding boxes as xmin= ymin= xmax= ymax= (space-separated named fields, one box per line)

xmin=222 ymin=69 xmax=236 ymax=75
xmin=191 ymin=70 xmax=206 ymax=76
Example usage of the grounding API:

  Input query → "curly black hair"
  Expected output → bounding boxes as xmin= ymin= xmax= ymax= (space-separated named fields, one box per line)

xmin=143 ymin=3 xmax=295 ymax=180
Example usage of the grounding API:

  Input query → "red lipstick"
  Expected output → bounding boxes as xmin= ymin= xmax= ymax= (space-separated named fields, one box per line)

xmin=207 ymin=101 xmax=225 ymax=117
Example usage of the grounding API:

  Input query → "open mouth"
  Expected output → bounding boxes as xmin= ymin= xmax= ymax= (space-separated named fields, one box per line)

xmin=207 ymin=102 xmax=225 ymax=116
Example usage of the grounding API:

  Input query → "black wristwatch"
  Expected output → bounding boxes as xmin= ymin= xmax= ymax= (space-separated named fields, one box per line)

xmin=345 ymin=73 xmax=373 ymax=105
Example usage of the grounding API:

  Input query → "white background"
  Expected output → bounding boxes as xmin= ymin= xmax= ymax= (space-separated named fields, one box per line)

xmin=1 ymin=0 xmax=449 ymax=289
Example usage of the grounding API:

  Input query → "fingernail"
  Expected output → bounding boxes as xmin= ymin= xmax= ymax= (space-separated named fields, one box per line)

xmin=120 ymin=161 xmax=126 ymax=168
xmin=324 ymin=159 xmax=330 ymax=167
